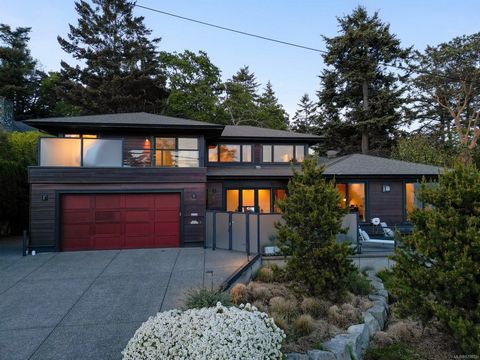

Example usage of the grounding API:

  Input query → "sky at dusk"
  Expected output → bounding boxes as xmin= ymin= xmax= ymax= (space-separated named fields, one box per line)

xmin=2 ymin=0 xmax=479 ymax=117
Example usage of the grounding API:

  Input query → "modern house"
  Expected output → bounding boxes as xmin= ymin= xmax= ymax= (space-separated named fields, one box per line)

xmin=25 ymin=112 xmax=440 ymax=252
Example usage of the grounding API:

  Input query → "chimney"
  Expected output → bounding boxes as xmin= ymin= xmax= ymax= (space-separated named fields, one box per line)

xmin=0 ymin=97 xmax=14 ymax=130
xmin=326 ymin=150 xmax=339 ymax=159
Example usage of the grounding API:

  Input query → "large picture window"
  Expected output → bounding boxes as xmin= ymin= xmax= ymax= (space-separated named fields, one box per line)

xmin=225 ymin=188 xmax=286 ymax=213
xmin=208 ymin=144 xmax=252 ymax=163
xmin=405 ymin=182 xmax=422 ymax=219
xmin=155 ymin=137 xmax=199 ymax=167
xmin=336 ymin=183 xmax=366 ymax=221
xmin=262 ymin=145 xmax=305 ymax=163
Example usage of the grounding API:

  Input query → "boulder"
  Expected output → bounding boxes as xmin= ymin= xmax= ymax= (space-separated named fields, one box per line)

xmin=286 ymin=353 xmax=309 ymax=360
xmin=347 ymin=324 xmax=370 ymax=359
xmin=362 ymin=311 xmax=381 ymax=335
xmin=367 ymin=303 xmax=387 ymax=329
xmin=307 ymin=350 xmax=336 ymax=360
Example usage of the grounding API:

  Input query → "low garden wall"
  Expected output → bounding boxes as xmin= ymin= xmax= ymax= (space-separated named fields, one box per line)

xmin=286 ymin=270 xmax=389 ymax=360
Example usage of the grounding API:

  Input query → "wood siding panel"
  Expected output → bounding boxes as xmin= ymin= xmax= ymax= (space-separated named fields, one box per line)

xmin=207 ymin=182 xmax=223 ymax=210
xmin=368 ymin=181 xmax=404 ymax=224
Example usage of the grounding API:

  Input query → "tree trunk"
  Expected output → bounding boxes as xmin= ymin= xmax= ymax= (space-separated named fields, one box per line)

xmin=361 ymin=81 xmax=369 ymax=154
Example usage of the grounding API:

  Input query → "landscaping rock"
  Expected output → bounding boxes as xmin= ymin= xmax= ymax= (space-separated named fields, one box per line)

xmin=347 ymin=324 xmax=370 ymax=359
xmin=367 ymin=303 xmax=387 ymax=329
xmin=375 ymin=289 xmax=388 ymax=299
xmin=368 ymin=294 xmax=389 ymax=310
xmin=362 ymin=311 xmax=381 ymax=335
xmin=307 ymin=350 xmax=336 ymax=360
xmin=323 ymin=334 xmax=351 ymax=360
xmin=286 ymin=353 xmax=309 ymax=360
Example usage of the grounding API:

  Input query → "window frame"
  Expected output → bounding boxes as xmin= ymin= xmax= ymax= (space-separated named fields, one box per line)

xmin=261 ymin=144 xmax=306 ymax=164
xmin=154 ymin=136 xmax=199 ymax=167
xmin=335 ymin=181 xmax=368 ymax=222
xmin=224 ymin=186 xmax=287 ymax=214
xmin=207 ymin=143 xmax=254 ymax=163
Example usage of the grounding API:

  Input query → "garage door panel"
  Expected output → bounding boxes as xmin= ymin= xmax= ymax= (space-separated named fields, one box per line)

xmin=63 ymin=211 xmax=91 ymax=224
xmin=95 ymin=195 xmax=121 ymax=209
xmin=95 ymin=211 xmax=121 ymax=223
xmin=155 ymin=210 xmax=180 ymax=222
xmin=125 ymin=195 xmax=154 ymax=208
xmin=62 ymin=193 xmax=180 ymax=250
xmin=125 ymin=210 xmax=152 ymax=222
xmin=63 ymin=196 xmax=91 ymax=210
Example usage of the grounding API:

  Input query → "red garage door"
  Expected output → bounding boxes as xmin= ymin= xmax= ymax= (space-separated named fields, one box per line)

xmin=61 ymin=193 xmax=180 ymax=251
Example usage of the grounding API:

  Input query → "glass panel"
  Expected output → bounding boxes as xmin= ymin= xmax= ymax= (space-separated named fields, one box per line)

xmin=405 ymin=183 xmax=422 ymax=218
xmin=337 ymin=184 xmax=347 ymax=207
xmin=258 ymin=189 xmax=271 ymax=213
xmin=154 ymin=150 xmax=175 ymax=167
xmin=123 ymin=149 xmax=151 ymax=167
xmin=40 ymin=138 xmax=81 ymax=166
xmin=273 ymin=189 xmax=286 ymax=213
xmin=347 ymin=183 xmax=365 ymax=221
xmin=82 ymin=139 xmax=122 ymax=167
xmin=64 ymin=134 xmax=80 ymax=138
xmin=82 ymin=134 xmax=97 ymax=139
xmin=262 ymin=145 xmax=272 ymax=162
xmin=156 ymin=137 xmax=175 ymax=149
xmin=273 ymin=145 xmax=294 ymax=162
xmin=242 ymin=145 xmax=252 ymax=162
xmin=208 ymin=145 xmax=218 ymax=162
xmin=226 ymin=190 xmax=239 ymax=212
xmin=242 ymin=189 xmax=255 ymax=213
xmin=220 ymin=144 xmax=241 ymax=162
xmin=178 ymin=138 xmax=198 ymax=150
xmin=295 ymin=145 xmax=305 ymax=162
xmin=176 ymin=150 xmax=199 ymax=167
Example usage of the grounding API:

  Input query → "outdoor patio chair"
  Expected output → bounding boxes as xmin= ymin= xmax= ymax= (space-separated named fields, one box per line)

xmin=380 ymin=222 xmax=395 ymax=238
xmin=358 ymin=228 xmax=395 ymax=245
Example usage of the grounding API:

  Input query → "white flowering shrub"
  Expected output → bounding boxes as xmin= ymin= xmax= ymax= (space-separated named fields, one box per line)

xmin=122 ymin=302 xmax=285 ymax=360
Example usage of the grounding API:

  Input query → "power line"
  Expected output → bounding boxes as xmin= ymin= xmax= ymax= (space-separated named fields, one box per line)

xmin=134 ymin=3 xmax=479 ymax=85
xmin=134 ymin=4 xmax=327 ymax=55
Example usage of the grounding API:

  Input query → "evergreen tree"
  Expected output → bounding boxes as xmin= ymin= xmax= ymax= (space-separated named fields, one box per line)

xmin=57 ymin=0 xmax=167 ymax=114
xmin=291 ymin=93 xmax=318 ymax=134
xmin=36 ymin=72 xmax=81 ymax=117
xmin=317 ymin=6 xmax=410 ymax=155
xmin=276 ymin=158 xmax=354 ymax=298
xmin=0 ymin=24 xmax=44 ymax=119
xmin=256 ymin=81 xmax=289 ymax=130
xmin=160 ymin=50 xmax=224 ymax=123
xmin=221 ymin=66 xmax=259 ymax=126
xmin=392 ymin=165 xmax=480 ymax=354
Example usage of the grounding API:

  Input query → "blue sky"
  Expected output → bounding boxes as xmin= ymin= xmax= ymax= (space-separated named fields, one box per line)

xmin=2 ymin=0 xmax=479 ymax=117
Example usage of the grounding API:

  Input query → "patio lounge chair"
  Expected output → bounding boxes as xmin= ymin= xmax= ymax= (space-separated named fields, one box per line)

xmin=358 ymin=228 xmax=395 ymax=245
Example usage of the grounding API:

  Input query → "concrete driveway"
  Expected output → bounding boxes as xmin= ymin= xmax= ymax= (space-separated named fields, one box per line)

xmin=0 ymin=238 xmax=250 ymax=360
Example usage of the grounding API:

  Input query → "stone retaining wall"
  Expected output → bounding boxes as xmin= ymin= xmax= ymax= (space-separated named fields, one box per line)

xmin=286 ymin=270 xmax=389 ymax=360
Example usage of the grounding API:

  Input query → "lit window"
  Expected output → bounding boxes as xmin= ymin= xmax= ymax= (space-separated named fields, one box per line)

xmin=273 ymin=145 xmax=294 ymax=162
xmin=224 ymin=188 xmax=287 ymax=213
xmin=258 ymin=189 xmax=271 ymax=213
xmin=405 ymin=183 xmax=422 ymax=218
xmin=273 ymin=189 xmax=286 ymax=213
xmin=337 ymin=183 xmax=365 ymax=221
xmin=242 ymin=145 xmax=252 ymax=162
xmin=262 ymin=145 xmax=272 ymax=162
xmin=226 ymin=190 xmax=239 ymax=212
xmin=208 ymin=145 xmax=218 ymax=162
xmin=242 ymin=189 xmax=255 ymax=213
xmin=220 ymin=145 xmax=241 ymax=162
xmin=64 ymin=134 xmax=80 ymax=138
xmin=295 ymin=145 xmax=305 ymax=162
xmin=154 ymin=137 xmax=199 ymax=167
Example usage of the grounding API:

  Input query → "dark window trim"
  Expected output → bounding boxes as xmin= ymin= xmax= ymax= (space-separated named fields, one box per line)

xmin=335 ymin=180 xmax=368 ymax=223
xmin=207 ymin=143 xmax=254 ymax=164
xmin=153 ymin=136 xmax=200 ymax=167
xmin=261 ymin=144 xmax=306 ymax=164
xmin=224 ymin=186 xmax=287 ymax=214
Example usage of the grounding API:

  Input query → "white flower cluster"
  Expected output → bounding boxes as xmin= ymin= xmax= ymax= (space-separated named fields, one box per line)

xmin=122 ymin=302 xmax=285 ymax=360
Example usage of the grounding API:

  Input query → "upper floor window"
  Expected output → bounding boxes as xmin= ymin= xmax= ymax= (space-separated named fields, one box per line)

xmin=155 ymin=137 xmax=199 ymax=167
xmin=262 ymin=144 xmax=305 ymax=163
xmin=64 ymin=134 xmax=97 ymax=138
xmin=208 ymin=144 xmax=252 ymax=163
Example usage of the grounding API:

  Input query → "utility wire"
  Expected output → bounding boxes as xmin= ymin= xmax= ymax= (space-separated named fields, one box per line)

xmin=135 ymin=3 xmax=479 ymax=85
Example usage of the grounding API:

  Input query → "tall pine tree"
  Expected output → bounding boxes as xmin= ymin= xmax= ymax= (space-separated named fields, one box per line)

xmin=57 ymin=0 xmax=167 ymax=114
xmin=221 ymin=66 xmax=259 ymax=126
xmin=256 ymin=81 xmax=289 ymax=130
xmin=291 ymin=93 xmax=318 ymax=134
xmin=0 ymin=24 xmax=44 ymax=120
xmin=318 ymin=6 xmax=410 ymax=155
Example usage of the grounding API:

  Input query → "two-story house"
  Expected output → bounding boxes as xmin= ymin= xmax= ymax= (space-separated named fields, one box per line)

xmin=25 ymin=112 xmax=440 ymax=252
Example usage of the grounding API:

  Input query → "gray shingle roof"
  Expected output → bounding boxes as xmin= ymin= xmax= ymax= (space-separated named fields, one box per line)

xmin=221 ymin=125 xmax=322 ymax=141
xmin=322 ymin=154 xmax=442 ymax=176
xmin=25 ymin=112 xmax=223 ymax=128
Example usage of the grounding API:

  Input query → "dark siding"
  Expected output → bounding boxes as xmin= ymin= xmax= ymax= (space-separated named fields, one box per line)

xmin=254 ymin=144 xmax=261 ymax=164
xmin=29 ymin=167 xmax=207 ymax=250
xmin=368 ymin=181 xmax=404 ymax=224
xmin=207 ymin=182 xmax=223 ymax=210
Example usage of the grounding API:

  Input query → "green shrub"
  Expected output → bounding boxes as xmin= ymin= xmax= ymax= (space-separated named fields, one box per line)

xmin=184 ymin=288 xmax=231 ymax=309
xmin=292 ymin=314 xmax=315 ymax=337
xmin=348 ymin=270 xmax=372 ymax=296
xmin=377 ymin=269 xmax=394 ymax=291
xmin=392 ymin=165 xmax=480 ymax=354
xmin=365 ymin=343 xmax=424 ymax=360
xmin=276 ymin=158 xmax=355 ymax=299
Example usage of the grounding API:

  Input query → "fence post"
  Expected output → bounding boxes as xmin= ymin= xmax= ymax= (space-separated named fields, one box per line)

xmin=257 ymin=214 xmax=261 ymax=255
xmin=246 ymin=213 xmax=250 ymax=256
xmin=212 ymin=211 xmax=216 ymax=251
xmin=22 ymin=229 xmax=28 ymax=256
xmin=228 ymin=212 xmax=233 ymax=250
